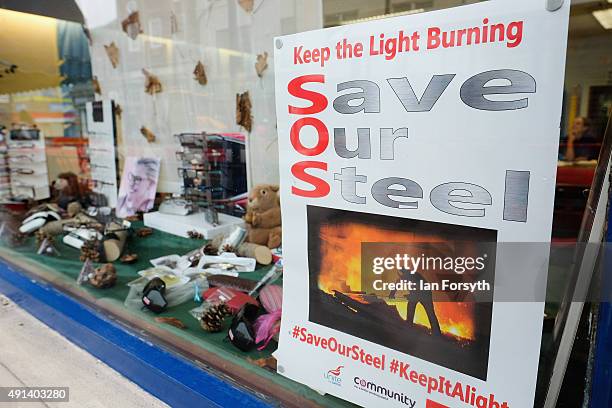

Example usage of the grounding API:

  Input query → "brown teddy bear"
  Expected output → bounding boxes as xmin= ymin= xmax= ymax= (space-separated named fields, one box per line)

xmin=244 ymin=184 xmax=281 ymax=248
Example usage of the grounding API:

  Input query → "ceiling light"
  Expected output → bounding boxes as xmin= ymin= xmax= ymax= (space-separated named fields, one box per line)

xmin=593 ymin=8 xmax=612 ymax=29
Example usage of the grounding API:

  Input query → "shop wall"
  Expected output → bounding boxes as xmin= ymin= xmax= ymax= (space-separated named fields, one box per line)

xmin=84 ymin=0 xmax=322 ymax=192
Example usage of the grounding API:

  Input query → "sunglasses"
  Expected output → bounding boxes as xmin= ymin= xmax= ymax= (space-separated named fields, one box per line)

xmin=227 ymin=303 xmax=260 ymax=352
xmin=9 ymin=142 xmax=35 ymax=149
xmin=9 ymin=129 xmax=40 ymax=141
xmin=176 ymin=150 xmax=204 ymax=163
xmin=9 ymin=155 xmax=35 ymax=163
xmin=10 ymin=183 xmax=36 ymax=199
xmin=10 ymin=168 xmax=35 ymax=175
xmin=176 ymin=133 xmax=224 ymax=145
xmin=142 ymin=277 xmax=168 ymax=314
xmin=176 ymin=133 xmax=205 ymax=147
xmin=177 ymin=167 xmax=223 ymax=178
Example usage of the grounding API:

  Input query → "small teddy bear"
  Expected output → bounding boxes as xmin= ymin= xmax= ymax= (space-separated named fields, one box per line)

xmin=244 ymin=184 xmax=281 ymax=249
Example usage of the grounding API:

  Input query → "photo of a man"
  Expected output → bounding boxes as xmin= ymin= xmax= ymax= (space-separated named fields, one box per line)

xmin=389 ymin=269 xmax=442 ymax=336
xmin=116 ymin=157 xmax=160 ymax=218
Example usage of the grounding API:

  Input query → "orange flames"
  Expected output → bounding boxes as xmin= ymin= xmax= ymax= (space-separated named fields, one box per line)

xmin=317 ymin=222 xmax=476 ymax=341
xmin=392 ymin=301 xmax=475 ymax=341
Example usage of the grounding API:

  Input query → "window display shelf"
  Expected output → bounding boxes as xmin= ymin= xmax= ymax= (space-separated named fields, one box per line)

xmin=0 ymin=223 xmax=352 ymax=408
xmin=0 ymin=260 xmax=269 ymax=407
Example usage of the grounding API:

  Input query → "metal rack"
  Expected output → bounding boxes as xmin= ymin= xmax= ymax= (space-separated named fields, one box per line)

xmin=0 ymin=128 xmax=10 ymax=201
xmin=175 ymin=132 xmax=248 ymax=224
xmin=7 ymin=126 xmax=50 ymax=200
xmin=175 ymin=132 xmax=226 ymax=225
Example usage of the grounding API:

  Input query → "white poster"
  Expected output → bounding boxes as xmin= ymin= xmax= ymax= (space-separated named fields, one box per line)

xmin=86 ymin=100 xmax=119 ymax=207
xmin=274 ymin=1 xmax=569 ymax=407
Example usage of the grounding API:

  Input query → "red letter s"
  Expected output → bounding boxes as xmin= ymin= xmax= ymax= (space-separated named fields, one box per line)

xmin=291 ymin=161 xmax=330 ymax=198
xmin=288 ymin=75 xmax=327 ymax=115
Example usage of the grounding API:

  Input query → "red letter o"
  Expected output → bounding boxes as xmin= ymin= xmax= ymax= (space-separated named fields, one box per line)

xmin=290 ymin=117 xmax=328 ymax=156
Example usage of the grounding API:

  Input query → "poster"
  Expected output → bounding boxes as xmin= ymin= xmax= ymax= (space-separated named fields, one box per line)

xmin=116 ymin=156 xmax=161 ymax=218
xmin=273 ymin=1 xmax=570 ymax=407
xmin=86 ymin=100 xmax=119 ymax=207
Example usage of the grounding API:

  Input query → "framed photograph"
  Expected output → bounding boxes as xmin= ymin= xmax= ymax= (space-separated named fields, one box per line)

xmin=116 ymin=156 xmax=161 ymax=218
xmin=307 ymin=206 xmax=496 ymax=380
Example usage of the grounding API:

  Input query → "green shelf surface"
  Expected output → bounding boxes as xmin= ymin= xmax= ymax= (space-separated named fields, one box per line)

xmin=0 ymin=222 xmax=354 ymax=408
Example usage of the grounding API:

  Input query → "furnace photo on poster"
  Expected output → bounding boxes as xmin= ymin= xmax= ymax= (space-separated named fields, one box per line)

xmin=307 ymin=205 xmax=496 ymax=380
xmin=116 ymin=157 xmax=160 ymax=218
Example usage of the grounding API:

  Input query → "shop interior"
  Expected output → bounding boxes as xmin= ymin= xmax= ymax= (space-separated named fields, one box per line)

xmin=0 ymin=1 xmax=610 ymax=407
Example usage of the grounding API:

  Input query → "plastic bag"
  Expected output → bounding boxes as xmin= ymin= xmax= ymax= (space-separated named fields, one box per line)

xmin=124 ymin=276 xmax=208 ymax=310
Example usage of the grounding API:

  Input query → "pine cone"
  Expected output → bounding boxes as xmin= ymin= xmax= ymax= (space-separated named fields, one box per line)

xmin=80 ymin=239 xmax=101 ymax=262
xmin=35 ymin=230 xmax=54 ymax=245
xmin=203 ymin=243 xmax=217 ymax=255
xmin=200 ymin=304 xmax=230 ymax=332
xmin=8 ymin=232 xmax=27 ymax=247
xmin=187 ymin=230 xmax=204 ymax=239
xmin=220 ymin=244 xmax=235 ymax=254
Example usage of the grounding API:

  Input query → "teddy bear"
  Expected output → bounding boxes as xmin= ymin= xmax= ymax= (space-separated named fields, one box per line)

xmin=244 ymin=184 xmax=282 ymax=248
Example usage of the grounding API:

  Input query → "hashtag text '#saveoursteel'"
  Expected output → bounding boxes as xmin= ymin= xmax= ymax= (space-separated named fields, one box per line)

xmin=294 ymin=326 xmax=386 ymax=370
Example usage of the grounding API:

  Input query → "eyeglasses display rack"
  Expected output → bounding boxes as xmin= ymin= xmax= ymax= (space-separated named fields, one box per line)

xmin=176 ymin=132 xmax=228 ymax=225
xmin=143 ymin=132 xmax=245 ymax=239
xmin=7 ymin=125 xmax=50 ymax=200
xmin=0 ymin=128 xmax=10 ymax=202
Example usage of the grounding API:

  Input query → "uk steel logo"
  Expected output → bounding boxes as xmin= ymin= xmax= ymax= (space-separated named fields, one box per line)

xmin=324 ymin=365 xmax=344 ymax=386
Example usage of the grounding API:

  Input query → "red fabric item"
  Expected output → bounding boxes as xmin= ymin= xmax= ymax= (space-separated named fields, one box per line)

xmin=226 ymin=292 xmax=258 ymax=313
xmin=203 ymin=287 xmax=258 ymax=313
xmin=203 ymin=287 xmax=239 ymax=303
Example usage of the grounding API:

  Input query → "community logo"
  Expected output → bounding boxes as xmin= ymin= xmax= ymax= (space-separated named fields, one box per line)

xmin=324 ymin=365 xmax=344 ymax=386
xmin=354 ymin=377 xmax=416 ymax=407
